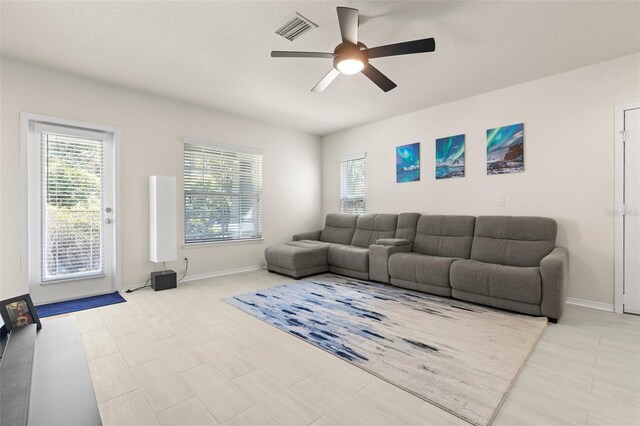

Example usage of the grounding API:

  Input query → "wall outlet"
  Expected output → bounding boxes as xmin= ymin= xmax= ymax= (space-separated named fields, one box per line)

xmin=497 ymin=196 xmax=506 ymax=207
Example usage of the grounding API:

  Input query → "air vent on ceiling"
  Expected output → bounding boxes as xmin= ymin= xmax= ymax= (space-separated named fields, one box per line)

xmin=275 ymin=13 xmax=318 ymax=41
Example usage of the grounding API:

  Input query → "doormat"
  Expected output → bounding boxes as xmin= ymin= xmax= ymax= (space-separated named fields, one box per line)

xmin=36 ymin=292 xmax=126 ymax=318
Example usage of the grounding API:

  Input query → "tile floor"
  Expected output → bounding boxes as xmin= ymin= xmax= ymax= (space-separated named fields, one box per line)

xmin=64 ymin=270 xmax=639 ymax=425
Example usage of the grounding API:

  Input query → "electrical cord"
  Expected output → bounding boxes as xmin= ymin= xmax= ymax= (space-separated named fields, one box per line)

xmin=178 ymin=257 xmax=189 ymax=282
xmin=125 ymin=279 xmax=151 ymax=293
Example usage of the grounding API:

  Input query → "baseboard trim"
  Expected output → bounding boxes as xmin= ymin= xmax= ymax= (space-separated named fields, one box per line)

xmin=121 ymin=265 xmax=263 ymax=292
xmin=566 ymin=297 xmax=614 ymax=312
xmin=179 ymin=265 xmax=263 ymax=283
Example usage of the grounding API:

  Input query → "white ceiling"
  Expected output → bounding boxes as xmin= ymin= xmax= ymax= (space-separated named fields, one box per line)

xmin=2 ymin=1 xmax=640 ymax=135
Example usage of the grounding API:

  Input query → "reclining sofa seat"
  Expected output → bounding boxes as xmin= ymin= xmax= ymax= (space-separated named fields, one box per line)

xmin=450 ymin=216 xmax=567 ymax=321
xmin=387 ymin=215 xmax=476 ymax=296
xmin=327 ymin=213 xmax=398 ymax=279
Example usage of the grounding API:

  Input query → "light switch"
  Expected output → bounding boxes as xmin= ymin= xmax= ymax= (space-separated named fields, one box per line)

xmin=497 ymin=196 xmax=505 ymax=207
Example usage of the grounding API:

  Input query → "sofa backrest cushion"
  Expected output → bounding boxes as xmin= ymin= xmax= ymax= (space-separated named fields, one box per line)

xmin=413 ymin=215 xmax=476 ymax=258
xmin=351 ymin=214 xmax=398 ymax=248
xmin=394 ymin=213 xmax=421 ymax=242
xmin=470 ymin=216 xmax=557 ymax=267
xmin=320 ymin=213 xmax=358 ymax=245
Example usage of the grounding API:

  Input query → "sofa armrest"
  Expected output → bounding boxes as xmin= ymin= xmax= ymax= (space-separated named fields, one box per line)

xmin=375 ymin=238 xmax=411 ymax=247
xmin=293 ymin=230 xmax=322 ymax=241
xmin=540 ymin=246 xmax=569 ymax=322
xmin=369 ymin=243 xmax=412 ymax=284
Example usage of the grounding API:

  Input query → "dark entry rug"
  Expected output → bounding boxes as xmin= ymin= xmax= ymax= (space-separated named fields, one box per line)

xmin=36 ymin=292 xmax=126 ymax=318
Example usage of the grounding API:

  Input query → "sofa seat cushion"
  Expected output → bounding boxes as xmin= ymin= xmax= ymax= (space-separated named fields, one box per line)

xmin=388 ymin=252 xmax=458 ymax=288
xmin=265 ymin=241 xmax=329 ymax=271
xmin=296 ymin=240 xmax=331 ymax=247
xmin=450 ymin=259 xmax=541 ymax=304
xmin=327 ymin=244 xmax=369 ymax=272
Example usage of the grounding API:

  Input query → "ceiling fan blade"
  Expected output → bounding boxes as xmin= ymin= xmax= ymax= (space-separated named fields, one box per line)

xmin=366 ymin=38 xmax=436 ymax=59
xmin=362 ymin=64 xmax=397 ymax=92
xmin=271 ymin=51 xmax=334 ymax=58
xmin=311 ymin=68 xmax=340 ymax=92
xmin=337 ymin=7 xmax=358 ymax=44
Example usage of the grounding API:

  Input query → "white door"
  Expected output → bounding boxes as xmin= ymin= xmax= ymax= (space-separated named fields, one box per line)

xmin=24 ymin=115 xmax=118 ymax=304
xmin=624 ymin=107 xmax=640 ymax=314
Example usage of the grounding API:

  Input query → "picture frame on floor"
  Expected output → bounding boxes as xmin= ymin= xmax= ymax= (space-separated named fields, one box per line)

xmin=0 ymin=294 xmax=42 ymax=332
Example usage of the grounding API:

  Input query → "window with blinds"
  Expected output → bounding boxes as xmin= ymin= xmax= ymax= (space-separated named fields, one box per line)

xmin=41 ymin=132 xmax=105 ymax=282
xmin=183 ymin=141 xmax=263 ymax=244
xmin=340 ymin=155 xmax=366 ymax=214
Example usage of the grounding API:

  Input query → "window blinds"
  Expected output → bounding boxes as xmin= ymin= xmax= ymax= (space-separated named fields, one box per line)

xmin=340 ymin=155 xmax=366 ymax=214
xmin=41 ymin=132 xmax=105 ymax=282
xmin=184 ymin=142 xmax=263 ymax=244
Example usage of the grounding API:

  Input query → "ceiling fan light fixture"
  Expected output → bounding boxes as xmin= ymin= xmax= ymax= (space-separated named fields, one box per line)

xmin=333 ymin=42 xmax=367 ymax=75
xmin=270 ymin=6 xmax=436 ymax=92
xmin=336 ymin=58 xmax=365 ymax=75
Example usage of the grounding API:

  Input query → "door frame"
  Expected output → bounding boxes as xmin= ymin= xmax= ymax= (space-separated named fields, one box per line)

xmin=614 ymin=102 xmax=640 ymax=313
xmin=20 ymin=112 xmax=122 ymax=302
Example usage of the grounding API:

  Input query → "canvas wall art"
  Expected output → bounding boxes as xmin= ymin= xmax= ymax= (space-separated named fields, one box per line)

xmin=396 ymin=142 xmax=420 ymax=182
xmin=436 ymin=134 xmax=465 ymax=179
xmin=487 ymin=123 xmax=524 ymax=175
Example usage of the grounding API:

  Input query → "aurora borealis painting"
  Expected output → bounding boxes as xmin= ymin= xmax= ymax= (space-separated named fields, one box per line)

xmin=436 ymin=134 xmax=465 ymax=179
xmin=487 ymin=123 xmax=524 ymax=175
xmin=396 ymin=142 xmax=420 ymax=182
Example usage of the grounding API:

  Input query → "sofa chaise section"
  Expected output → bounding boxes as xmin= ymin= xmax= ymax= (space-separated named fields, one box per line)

xmin=265 ymin=213 xmax=358 ymax=279
xmin=264 ymin=240 xmax=330 ymax=279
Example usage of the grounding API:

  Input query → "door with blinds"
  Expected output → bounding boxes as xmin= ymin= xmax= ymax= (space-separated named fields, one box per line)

xmin=25 ymin=116 xmax=118 ymax=304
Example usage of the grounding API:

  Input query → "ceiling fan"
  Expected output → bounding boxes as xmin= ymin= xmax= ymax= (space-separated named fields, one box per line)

xmin=271 ymin=6 xmax=436 ymax=93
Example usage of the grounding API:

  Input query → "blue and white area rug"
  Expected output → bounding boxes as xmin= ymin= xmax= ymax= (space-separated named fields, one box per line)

xmin=225 ymin=275 xmax=547 ymax=426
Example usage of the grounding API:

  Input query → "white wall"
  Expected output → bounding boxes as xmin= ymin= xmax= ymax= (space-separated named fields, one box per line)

xmin=3 ymin=54 xmax=639 ymax=306
xmin=322 ymin=53 xmax=640 ymax=306
xmin=0 ymin=57 xmax=322 ymax=300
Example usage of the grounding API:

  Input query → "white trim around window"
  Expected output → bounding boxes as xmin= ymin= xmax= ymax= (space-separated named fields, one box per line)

xmin=340 ymin=152 xmax=366 ymax=215
xmin=182 ymin=137 xmax=264 ymax=246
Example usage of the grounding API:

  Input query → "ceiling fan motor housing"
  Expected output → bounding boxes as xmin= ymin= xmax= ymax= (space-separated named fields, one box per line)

xmin=333 ymin=42 xmax=368 ymax=71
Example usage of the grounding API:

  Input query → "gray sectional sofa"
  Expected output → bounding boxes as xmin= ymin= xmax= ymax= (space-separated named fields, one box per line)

xmin=264 ymin=213 xmax=568 ymax=322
